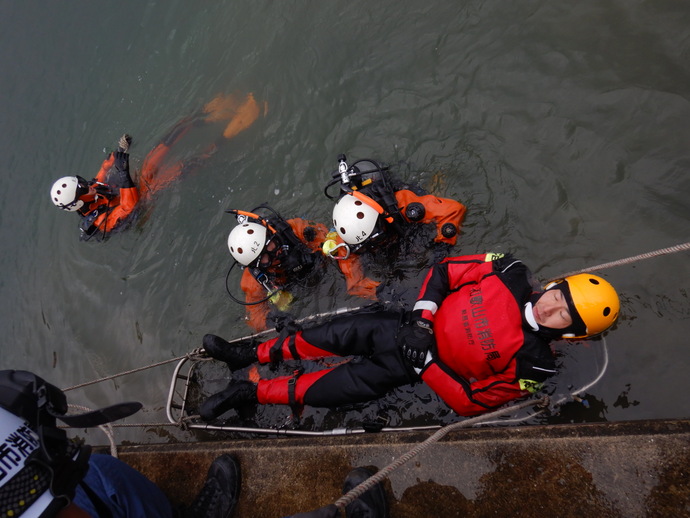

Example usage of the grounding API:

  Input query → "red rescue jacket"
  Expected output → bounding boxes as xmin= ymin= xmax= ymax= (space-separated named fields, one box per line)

xmin=415 ymin=254 xmax=557 ymax=416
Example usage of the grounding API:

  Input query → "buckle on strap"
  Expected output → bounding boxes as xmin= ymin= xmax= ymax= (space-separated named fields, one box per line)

xmin=287 ymin=369 xmax=304 ymax=425
xmin=287 ymin=368 xmax=303 ymax=406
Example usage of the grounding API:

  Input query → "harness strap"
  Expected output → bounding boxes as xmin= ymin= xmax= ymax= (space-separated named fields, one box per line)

xmin=268 ymin=331 xmax=287 ymax=364
xmin=269 ymin=331 xmax=301 ymax=365
xmin=287 ymin=368 xmax=304 ymax=425
xmin=286 ymin=335 xmax=299 ymax=361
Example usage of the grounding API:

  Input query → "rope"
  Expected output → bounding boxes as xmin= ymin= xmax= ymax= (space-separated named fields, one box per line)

xmin=334 ymin=396 xmax=548 ymax=510
xmin=557 ymin=242 xmax=690 ymax=278
xmin=334 ymin=336 xmax=613 ymax=508
xmin=481 ymin=336 xmax=609 ymax=426
xmin=61 ymin=306 xmax=368 ymax=393
xmin=62 ymin=349 xmax=207 ymax=392
xmin=67 ymin=404 xmax=118 ymax=457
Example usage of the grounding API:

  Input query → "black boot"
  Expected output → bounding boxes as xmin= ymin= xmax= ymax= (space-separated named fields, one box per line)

xmin=199 ymin=380 xmax=258 ymax=421
xmin=203 ymin=334 xmax=257 ymax=370
xmin=181 ymin=453 xmax=241 ymax=518
xmin=343 ymin=467 xmax=388 ymax=518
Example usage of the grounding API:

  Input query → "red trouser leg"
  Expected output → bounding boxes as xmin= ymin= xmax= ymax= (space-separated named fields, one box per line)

xmin=256 ymin=332 xmax=336 ymax=363
xmin=255 ymin=312 xmax=415 ymax=408
xmin=257 ymin=370 xmax=332 ymax=405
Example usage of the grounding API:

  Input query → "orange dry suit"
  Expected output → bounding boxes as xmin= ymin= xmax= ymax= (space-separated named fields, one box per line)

xmin=76 ymin=119 xmax=210 ymax=240
xmin=393 ymin=189 xmax=466 ymax=246
xmin=331 ymin=158 xmax=467 ymax=247
xmin=77 ymin=152 xmax=139 ymax=240
xmin=241 ymin=218 xmax=378 ymax=332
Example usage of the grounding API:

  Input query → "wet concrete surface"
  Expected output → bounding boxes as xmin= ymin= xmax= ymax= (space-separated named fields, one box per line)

xmin=112 ymin=419 xmax=690 ymax=518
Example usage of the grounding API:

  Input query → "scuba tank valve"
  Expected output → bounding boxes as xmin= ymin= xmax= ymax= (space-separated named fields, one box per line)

xmin=338 ymin=154 xmax=349 ymax=185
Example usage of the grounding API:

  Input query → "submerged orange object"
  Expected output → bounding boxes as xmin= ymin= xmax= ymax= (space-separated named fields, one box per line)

xmin=203 ymin=92 xmax=268 ymax=140
xmin=248 ymin=365 xmax=260 ymax=383
xmin=203 ymin=93 xmax=242 ymax=122
xmin=223 ymin=93 xmax=262 ymax=139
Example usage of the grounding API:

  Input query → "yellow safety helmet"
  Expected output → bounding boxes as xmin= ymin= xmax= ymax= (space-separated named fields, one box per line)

xmin=545 ymin=274 xmax=620 ymax=339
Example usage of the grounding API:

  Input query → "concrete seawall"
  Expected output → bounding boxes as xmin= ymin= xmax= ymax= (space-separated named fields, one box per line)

xmin=114 ymin=419 xmax=690 ymax=517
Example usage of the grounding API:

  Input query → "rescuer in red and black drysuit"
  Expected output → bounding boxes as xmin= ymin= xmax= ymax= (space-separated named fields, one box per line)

xmin=322 ymin=155 xmax=467 ymax=262
xmin=225 ymin=205 xmax=379 ymax=332
xmin=198 ymin=252 xmax=620 ymax=421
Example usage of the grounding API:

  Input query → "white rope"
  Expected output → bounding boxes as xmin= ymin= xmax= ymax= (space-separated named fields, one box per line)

xmin=481 ymin=336 xmax=609 ymax=426
xmin=333 ymin=396 xmax=548 ymax=509
xmin=557 ymin=242 xmax=690 ymax=278
xmin=67 ymin=404 xmax=118 ymax=457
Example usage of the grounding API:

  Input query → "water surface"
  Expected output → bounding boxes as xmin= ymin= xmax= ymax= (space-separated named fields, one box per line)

xmin=0 ymin=1 xmax=688 ymax=443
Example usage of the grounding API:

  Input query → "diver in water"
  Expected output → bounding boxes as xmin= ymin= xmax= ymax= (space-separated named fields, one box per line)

xmin=225 ymin=205 xmax=379 ymax=332
xmin=49 ymin=93 xmax=266 ymax=242
xmin=50 ymin=134 xmax=139 ymax=241
xmin=322 ymin=154 xmax=467 ymax=267
xmin=199 ymin=253 xmax=620 ymax=422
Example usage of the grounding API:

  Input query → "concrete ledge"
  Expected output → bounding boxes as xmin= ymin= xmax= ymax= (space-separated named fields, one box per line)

xmin=114 ymin=419 xmax=690 ymax=517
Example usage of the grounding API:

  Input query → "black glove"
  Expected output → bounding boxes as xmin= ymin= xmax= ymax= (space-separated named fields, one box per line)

xmin=112 ymin=151 xmax=135 ymax=189
xmin=113 ymin=151 xmax=129 ymax=172
xmin=397 ymin=319 xmax=435 ymax=369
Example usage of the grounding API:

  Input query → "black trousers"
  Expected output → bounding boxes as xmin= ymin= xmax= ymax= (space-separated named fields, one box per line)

xmin=270 ymin=311 xmax=418 ymax=407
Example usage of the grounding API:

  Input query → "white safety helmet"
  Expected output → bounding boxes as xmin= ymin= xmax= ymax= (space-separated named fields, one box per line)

xmin=227 ymin=222 xmax=268 ymax=265
xmin=50 ymin=176 xmax=86 ymax=212
xmin=0 ymin=406 xmax=56 ymax=518
xmin=332 ymin=194 xmax=380 ymax=245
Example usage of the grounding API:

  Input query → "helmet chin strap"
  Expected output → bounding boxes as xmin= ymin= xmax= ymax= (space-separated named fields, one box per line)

xmin=523 ymin=301 xmax=539 ymax=332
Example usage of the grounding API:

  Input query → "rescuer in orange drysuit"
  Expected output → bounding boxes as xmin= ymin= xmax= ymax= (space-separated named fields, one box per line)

xmin=323 ymin=154 xmax=467 ymax=258
xmin=225 ymin=205 xmax=378 ymax=332
xmin=49 ymin=93 xmax=266 ymax=241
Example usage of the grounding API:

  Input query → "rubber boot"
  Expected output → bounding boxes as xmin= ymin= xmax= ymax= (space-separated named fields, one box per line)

xmin=199 ymin=380 xmax=258 ymax=421
xmin=203 ymin=334 xmax=257 ymax=370
xmin=181 ymin=453 xmax=241 ymax=518
xmin=342 ymin=467 xmax=388 ymax=518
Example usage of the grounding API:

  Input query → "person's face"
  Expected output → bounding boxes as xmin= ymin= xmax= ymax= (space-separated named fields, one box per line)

xmin=533 ymin=289 xmax=573 ymax=329
xmin=258 ymin=239 xmax=280 ymax=269
xmin=76 ymin=185 xmax=97 ymax=203
xmin=75 ymin=179 xmax=96 ymax=204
